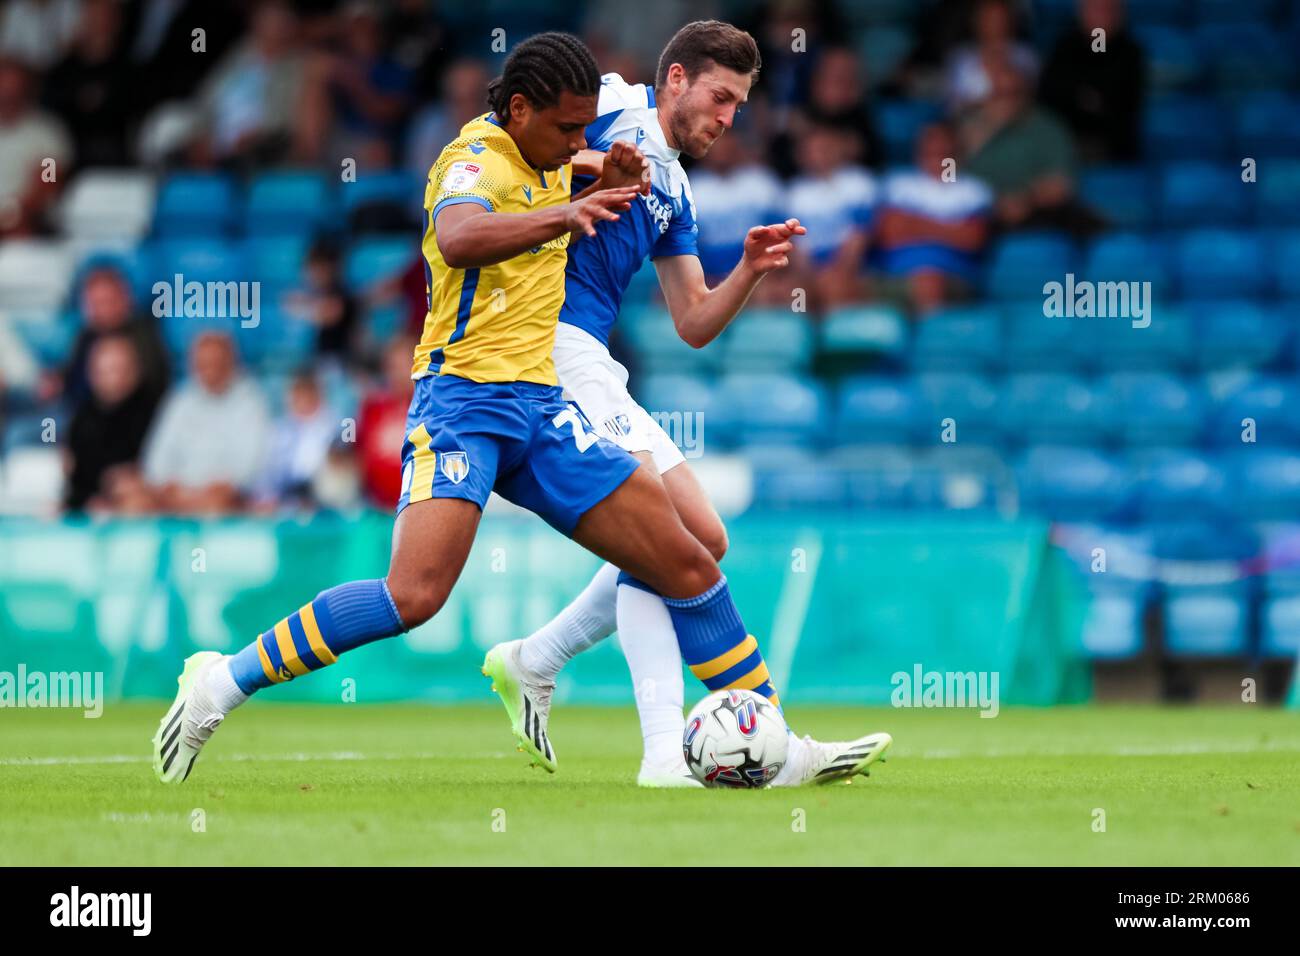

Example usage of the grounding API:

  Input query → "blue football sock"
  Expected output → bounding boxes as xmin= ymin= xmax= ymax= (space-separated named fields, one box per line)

xmin=228 ymin=579 xmax=405 ymax=695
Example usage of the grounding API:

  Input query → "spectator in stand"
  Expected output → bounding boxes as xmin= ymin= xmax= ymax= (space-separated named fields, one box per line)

xmin=131 ymin=332 xmax=270 ymax=514
xmin=786 ymin=118 xmax=878 ymax=309
xmin=194 ymin=1 xmax=326 ymax=168
xmin=0 ymin=0 xmax=80 ymax=70
xmin=64 ymin=333 xmax=159 ymax=512
xmin=284 ymin=239 xmax=358 ymax=368
xmin=773 ymin=46 xmax=883 ymax=176
xmin=876 ymin=123 xmax=992 ymax=315
xmin=1039 ymin=0 xmax=1145 ymax=163
xmin=323 ymin=1 xmax=412 ymax=170
xmin=356 ymin=334 xmax=415 ymax=510
xmin=252 ymin=369 xmax=339 ymax=511
xmin=944 ymin=0 xmax=1038 ymax=115
xmin=403 ymin=58 xmax=490 ymax=182
xmin=960 ymin=57 xmax=1098 ymax=235
xmin=54 ymin=264 xmax=169 ymax=408
xmin=0 ymin=56 xmax=72 ymax=236
xmin=42 ymin=0 xmax=133 ymax=167
xmin=688 ymin=130 xmax=784 ymax=285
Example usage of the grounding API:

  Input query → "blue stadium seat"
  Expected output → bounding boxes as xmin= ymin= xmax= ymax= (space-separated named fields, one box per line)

xmin=1132 ymin=26 xmax=1203 ymax=91
xmin=242 ymin=235 xmax=310 ymax=290
xmin=1255 ymin=159 xmax=1300 ymax=225
xmin=1079 ymin=167 xmax=1152 ymax=230
xmin=1234 ymin=95 xmax=1300 ymax=160
xmin=1226 ymin=450 xmax=1300 ymax=521
xmin=1192 ymin=301 xmax=1289 ymax=370
xmin=1128 ymin=0 xmax=1191 ymax=27
xmin=855 ymin=28 xmax=912 ymax=89
xmin=1210 ymin=376 xmax=1300 ymax=447
xmin=908 ymin=447 xmax=1005 ymax=513
xmin=984 ymin=232 xmax=1075 ymax=300
xmin=833 ymin=376 xmax=920 ymax=446
xmin=622 ymin=305 xmax=713 ymax=375
xmin=1002 ymin=303 xmax=1093 ymax=373
xmin=1173 ymin=230 xmax=1266 ymax=299
xmin=910 ymin=305 xmax=1001 ymax=372
xmin=237 ymin=299 xmax=317 ymax=373
xmin=718 ymin=310 xmax=814 ymax=371
xmin=914 ymin=373 xmax=1000 ymax=446
xmin=874 ymin=99 xmax=943 ymax=165
xmin=1100 ymin=372 xmax=1205 ymax=447
xmin=712 ymin=373 xmax=827 ymax=448
xmin=150 ymin=237 xmax=246 ymax=285
xmin=153 ymin=173 xmax=239 ymax=237
xmin=750 ymin=449 xmax=846 ymax=511
xmin=1195 ymin=0 xmax=1281 ymax=25
xmin=1083 ymin=232 xmax=1171 ymax=299
xmin=1163 ymin=585 xmax=1251 ymax=656
xmin=830 ymin=445 xmax=915 ymax=511
xmin=1090 ymin=304 xmax=1192 ymax=372
xmin=820 ymin=304 xmax=908 ymax=361
xmin=1158 ymin=162 xmax=1251 ymax=228
xmin=1081 ymin=578 xmax=1151 ymax=659
xmin=1002 ymin=373 xmax=1111 ymax=447
xmin=1143 ymin=98 xmax=1229 ymax=159
xmin=244 ymin=171 xmax=331 ymax=237
xmin=1198 ymin=23 xmax=1295 ymax=93
xmin=1017 ymin=446 xmax=1134 ymax=523
xmin=1261 ymin=592 xmax=1300 ymax=657
xmin=637 ymin=374 xmax=715 ymax=425
xmin=1131 ymin=448 xmax=1231 ymax=523
xmin=343 ymin=237 xmax=414 ymax=292
xmin=1271 ymin=230 xmax=1300 ymax=299
xmin=340 ymin=171 xmax=421 ymax=216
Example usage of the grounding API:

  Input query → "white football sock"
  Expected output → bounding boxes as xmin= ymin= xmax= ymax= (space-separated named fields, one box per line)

xmin=771 ymin=730 xmax=806 ymax=787
xmin=616 ymin=583 xmax=687 ymax=765
xmin=205 ymin=656 xmax=249 ymax=715
xmin=518 ymin=562 xmax=619 ymax=682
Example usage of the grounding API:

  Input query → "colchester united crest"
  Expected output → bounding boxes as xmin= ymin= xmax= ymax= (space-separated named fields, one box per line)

xmin=440 ymin=451 xmax=470 ymax=485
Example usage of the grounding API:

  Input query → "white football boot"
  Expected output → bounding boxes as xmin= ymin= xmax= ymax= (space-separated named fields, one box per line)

xmin=482 ymin=639 xmax=557 ymax=772
xmin=637 ymin=751 xmax=704 ymax=789
xmin=771 ymin=731 xmax=893 ymax=787
xmin=152 ymin=652 xmax=227 ymax=784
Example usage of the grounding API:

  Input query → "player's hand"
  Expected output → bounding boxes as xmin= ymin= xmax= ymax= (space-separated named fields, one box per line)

xmin=565 ymin=185 xmax=642 ymax=237
xmin=599 ymin=140 xmax=651 ymax=195
xmin=741 ymin=218 xmax=807 ymax=274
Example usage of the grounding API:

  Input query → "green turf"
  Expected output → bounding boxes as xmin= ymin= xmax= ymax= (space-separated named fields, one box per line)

xmin=2 ymin=702 xmax=1297 ymax=865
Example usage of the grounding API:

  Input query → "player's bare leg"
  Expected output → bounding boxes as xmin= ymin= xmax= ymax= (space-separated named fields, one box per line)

xmin=153 ymin=498 xmax=481 ymax=784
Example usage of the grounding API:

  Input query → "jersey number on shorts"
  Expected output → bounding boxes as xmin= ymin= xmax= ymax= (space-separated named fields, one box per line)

xmin=552 ymin=405 xmax=600 ymax=452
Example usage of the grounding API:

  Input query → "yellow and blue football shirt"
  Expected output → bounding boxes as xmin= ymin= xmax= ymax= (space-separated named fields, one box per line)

xmin=412 ymin=113 xmax=572 ymax=384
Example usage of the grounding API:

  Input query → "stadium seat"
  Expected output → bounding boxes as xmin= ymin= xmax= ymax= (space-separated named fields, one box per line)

xmin=1198 ymin=23 xmax=1295 ymax=94
xmin=236 ymin=299 xmax=317 ymax=373
xmin=1158 ymin=161 xmax=1251 ymax=228
xmin=833 ymin=375 xmax=920 ymax=446
xmin=621 ymin=305 xmax=713 ymax=375
xmin=712 ymin=373 xmax=827 ymax=448
xmin=1128 ymin=0 xmax=1191 ymax=27
xmin=1130 ymin=448 xmax=1231 ymax=523
xmin=909 ymin=305 xmax=1001 ymax=372
xmin=1100 ymin=372 xmax=1205 ymax=447
xmin=750 ymin=448 xmax=846 ymax=511
xmin=1209 ymin=375 xmax=1300 ymax=447
xmin=1143 ymin=97 xmax=1229 ymax=159
xmin=1255 ymin=159 xmax=1300 ymax=225
xmin=1080 ymin=578 xmax=1150 ymax=659
xmin=1193 ymin=301 xmax=1288 ymax=370
xmin=914 ymin=372 xmax=1001 ymax=447
xmin=1079 ymin=167 xmax=1152 ymax=230
xmin=984 ymin=232 xmax=1075 ymax=301
xmin=1226 ymin=450 xmax=1300 ymax=521
xmin=1271 ymin=230 xmax=1300 ymax=299
xmin=908 ymin=446 xmax=1006 ymax=513
xmin=1132 ymin=26 xmax=1203 ymax=92
xmin=874 ymin=98 xmax=943 ymax=165
xmin=343 ymin=237 xmax=414 ymax=292
xmin=819 ymin=304 xmax=908 ymax=363
xmin=340 ymin=171 xmax=420 ymax=217
xmin=1090 ymin=304 xmax=1193 ymax=372
xmin=150 ymin=237 xmax=247 ymax=285
xmin=1001 ymin=373 xmax=1111 ymax=447
xmin=244 ymin=171 xmax=332 ymax=237
xmin=0 ymin=446 xmax=63 ymax=515
xmin=1195 ymin=0 xmax=1281 ymax=26
xmin=1002 ymin=303 xmax=1093 ymax=373
xmin=718 ymin=310 xmax=814 ymax=371
xmin=1017 ymin=446 xmax=1134 ymax=523
xmin=1173 ymin=230 xmax=1266 ymax=299
xmin=829 ymin=444 xmax=915 ymax=511
xmin=637 ymin=373 xmax=715 ymax=446
xmin=57 ymin=169 xmax=156 ymax=242
xmin=0 ymin=240 xmax=74 ymax=311
xmin=1163 ymin=585 xmax=1252 ymax=656
xmin=153 ymin=173 xmax=239 ymax=237
xmin=1234 ymin=96 xmax=1300 ymax=161
xmin=243 ymin=235 xmax=311 ymax=290
xmin=1261 ymin=592 xmax=1300 ymax=657
xmin=856 ymin=28 xmax=912 ymax=88
xmin=1083 ymin=231 xmax=1171 ymax=300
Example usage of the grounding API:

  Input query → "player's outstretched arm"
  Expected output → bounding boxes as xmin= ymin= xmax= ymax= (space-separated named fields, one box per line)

xmin=435 ymin=185 xmax=643 ymax=269
xmin=656 ymin=218 xmax=807 ymax=349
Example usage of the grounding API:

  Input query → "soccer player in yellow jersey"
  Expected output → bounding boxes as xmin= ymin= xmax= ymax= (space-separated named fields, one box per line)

xmin=152 ymin=33 xmax=808 ymax=789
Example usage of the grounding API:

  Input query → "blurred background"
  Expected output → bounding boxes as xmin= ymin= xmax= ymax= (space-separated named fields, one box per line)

xmin=1 ymin=0 xmax=1298 ymax=708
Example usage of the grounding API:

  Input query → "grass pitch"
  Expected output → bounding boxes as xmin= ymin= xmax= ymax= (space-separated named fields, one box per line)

xmin=2 ymin=702 xmax=1297 ymax=866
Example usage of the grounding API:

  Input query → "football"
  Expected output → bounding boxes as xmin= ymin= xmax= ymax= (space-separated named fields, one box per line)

xmin=682 ymin=689 xmax=789 ymax=788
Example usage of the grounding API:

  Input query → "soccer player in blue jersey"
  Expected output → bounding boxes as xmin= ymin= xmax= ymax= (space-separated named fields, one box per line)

xmin=483 ymin=22 xmax=892 ymax=787
xmin=151 ymin=32 xmax=807 ymax=786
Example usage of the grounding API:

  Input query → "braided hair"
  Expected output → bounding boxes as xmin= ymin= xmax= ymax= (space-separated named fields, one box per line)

xmin=487 ymin=32 xmax=601 ymax=123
